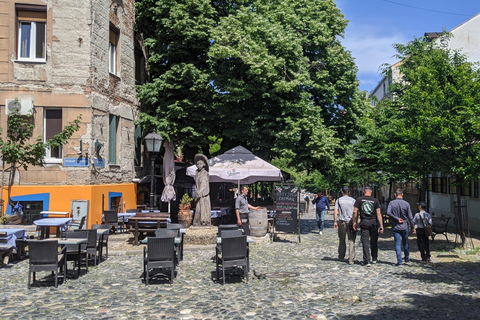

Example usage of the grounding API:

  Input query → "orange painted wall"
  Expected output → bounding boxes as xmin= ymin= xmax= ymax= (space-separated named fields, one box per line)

xmin=3 ymin=183 xmax=137 ymax=228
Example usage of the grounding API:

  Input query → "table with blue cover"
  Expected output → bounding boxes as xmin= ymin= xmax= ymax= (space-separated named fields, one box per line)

xmin=0 ymin=228 xmax=27 ymax=247
xmin=33 ymin=218 xmax=72 ymax=239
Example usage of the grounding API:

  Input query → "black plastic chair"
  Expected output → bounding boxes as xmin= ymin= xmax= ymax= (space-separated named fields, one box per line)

xmin=143 ymin=237 xmax=176 ymax=285
xmin=28 ymin=240 xmax=66 ymax=289
xmin=75 ymin=229 xmax=98 ymax=266
xmin=104 ymin=210 xmax=121 ymax=233
xmin=216 ymin=235 xmax=249 ymax=285
xmin=64 ymin=230 xmax=89 ymax=276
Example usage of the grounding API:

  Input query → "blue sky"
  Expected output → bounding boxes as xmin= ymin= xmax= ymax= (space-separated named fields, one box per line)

xmin=336 ymin=0 xmax=480 ymax=92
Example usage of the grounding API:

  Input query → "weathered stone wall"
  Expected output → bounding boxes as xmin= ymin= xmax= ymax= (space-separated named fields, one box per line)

xmin=0 ymin=0 xmax=139 ymax=186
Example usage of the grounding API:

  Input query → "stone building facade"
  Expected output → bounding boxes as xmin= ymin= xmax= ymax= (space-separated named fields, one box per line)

xmin=0 ymin=0 xmax=143 ymax=226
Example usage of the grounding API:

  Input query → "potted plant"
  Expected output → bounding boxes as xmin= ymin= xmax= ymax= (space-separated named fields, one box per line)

xmin=178 ymin=193 xmax=194 ymax=227
xmin=179 ymin=193 xmax=193 ymax=210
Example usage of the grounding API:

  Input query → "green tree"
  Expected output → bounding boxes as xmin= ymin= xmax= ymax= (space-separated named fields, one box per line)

xmin=209 ymin=0 xmax=368 ymax=172
xmin=361 ymin=34 xmax=480 ymax=246
xmin=0 ymin=100 xmax=81 ymax=211
xmin=135 ymin=0 xmax=369 ymax=173
xmin=135 ymin=0 xmax=217 ymax=154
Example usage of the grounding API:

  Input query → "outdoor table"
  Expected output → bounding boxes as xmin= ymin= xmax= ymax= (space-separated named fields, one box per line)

xmin=128 ymin=216 xmax=169 ymax=245
xmin=141 ymin=237 xmax=181 ymax=244
xmin=0 ymin=228 xmax=27 ymax=247
xmin=40 ymin=211 xmax=69 ymax=218
xmin=58 ymin=238 xmax=88 ymax=278
xmin=33 ymin=218 xmax=72 ymax=239
xmin=217 ymin=236 xmax=254 ymax=244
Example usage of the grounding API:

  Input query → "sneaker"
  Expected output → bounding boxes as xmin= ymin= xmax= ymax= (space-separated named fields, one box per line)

xmin=319 ymin=231 xmax=323 ymax=234
xmin=365 ymin=263 xmax=372 ymax=267
xmin=404 ymin=260 xmax=409 ymax=265
xmin=349 ymin=260 xmax=354 ymax=265
xmin=426 ymin=258 xmax=431 ymax=262
xmin=372 ymin=260 xmax=377 ymax=264
xmin=395 ymin=263 xmax=403 ymax=266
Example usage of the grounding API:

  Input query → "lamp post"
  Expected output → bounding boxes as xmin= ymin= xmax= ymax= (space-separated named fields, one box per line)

xmin=144 ymin=131 xmax=163 ymax=211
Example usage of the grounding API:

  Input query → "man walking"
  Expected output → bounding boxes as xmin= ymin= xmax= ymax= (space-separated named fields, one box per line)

xmin=304 ymin=194 xmax=310 ymax=214
xmin=386 ymin=189 xmax=414 ymax=266
xmin=352 ymin=186 xmax=384 ymax=267
xmin=312 ymin=191 xmax=330 ymax=234
xmin=235 ymin=186 xmax=260 ymax=235
xmin=333 ymin=186 xmax=356 ymax=264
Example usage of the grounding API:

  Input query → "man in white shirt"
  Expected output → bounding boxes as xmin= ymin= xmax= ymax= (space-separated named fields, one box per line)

xmin=334 ymin=186 xmax=356 ymax=265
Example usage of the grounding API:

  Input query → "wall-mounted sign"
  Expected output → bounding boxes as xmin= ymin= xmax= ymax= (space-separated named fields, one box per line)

xmin=94 ymin=158 xmax=105 ymax=168
xmin=64 ymin=157 xmax=88 ymax=167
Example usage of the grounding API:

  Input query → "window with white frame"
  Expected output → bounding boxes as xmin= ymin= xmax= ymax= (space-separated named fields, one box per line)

xmin=109 ymin=28 xmax=118 ymax=74
xmin=44 ymin=109 xmax=63 ymax=162
xmin=17 ymin=8 xmax=46 ymax=62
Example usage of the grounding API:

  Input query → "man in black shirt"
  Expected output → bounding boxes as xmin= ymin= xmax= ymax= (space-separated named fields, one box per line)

xmin=352 ymin=186 xmax=384 ymax=267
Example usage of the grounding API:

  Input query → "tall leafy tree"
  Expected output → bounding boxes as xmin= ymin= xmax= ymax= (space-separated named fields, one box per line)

xmin=360 ymin=34 xmax=480 ymax=246
xmin=209 ymin=0 xmax=368 ymax=172
xmin=135 ymin=0 xmax=369 ymax=175
xmin=135 ymin=0 xmax=217 ymax=151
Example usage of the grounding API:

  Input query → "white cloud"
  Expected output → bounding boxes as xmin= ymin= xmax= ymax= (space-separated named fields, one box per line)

xmin=341 ymin=23 xmax=410 ymax=91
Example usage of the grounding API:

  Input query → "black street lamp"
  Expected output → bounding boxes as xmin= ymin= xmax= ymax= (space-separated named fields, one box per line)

xmin=144 ymin=131 xmax=163 ymax=210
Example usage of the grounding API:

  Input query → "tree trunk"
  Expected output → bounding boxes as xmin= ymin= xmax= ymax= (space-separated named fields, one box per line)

xmin=388 ymin=180 xmax=393 ymax=203
xmin=456 ymin=174 xmax=466 ymax=247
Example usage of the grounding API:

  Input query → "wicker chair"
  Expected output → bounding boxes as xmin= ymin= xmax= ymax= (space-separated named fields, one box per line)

xmin=143 ymin=237 xmax=176 ymax=285
xmin=64 ymin=230 xmax=89 ymax=276
xmin=74 ymin=229 xmax=98 ymax=266
xmin=92 ymin=224 xmax=110 ymax=260
xmin=28 ymin=240 xmax=66 ymax=289
xmin=104 ymin=210 xmax=121 ymax=233
xmin=216 ymin=235 xmax=249 ymax=285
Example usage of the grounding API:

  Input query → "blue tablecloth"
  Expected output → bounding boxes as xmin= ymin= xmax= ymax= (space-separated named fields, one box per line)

xmin=33 ymin=218 xmax=72 ymax=232
xmin=0 ymin=228 xmax=27 ymax=247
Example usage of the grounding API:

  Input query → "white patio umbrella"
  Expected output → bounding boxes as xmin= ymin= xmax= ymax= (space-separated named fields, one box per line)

xmin=186 ymin=146 xmax=283 ymax=190
xmin=161 ymin=141 xmax=176 ymax=213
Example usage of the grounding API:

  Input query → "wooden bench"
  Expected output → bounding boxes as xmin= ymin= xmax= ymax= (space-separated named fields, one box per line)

xmin=15 ymin=239 xmax=29 ymax=260
xmin=431 ymin=216 xmax=451 ymax=243
xmin=127 ymin=213 xmax=170 ymax=245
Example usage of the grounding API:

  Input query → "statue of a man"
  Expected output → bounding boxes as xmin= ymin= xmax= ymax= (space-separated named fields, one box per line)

xmin=193 ymin=154 xmax=211 ymax=226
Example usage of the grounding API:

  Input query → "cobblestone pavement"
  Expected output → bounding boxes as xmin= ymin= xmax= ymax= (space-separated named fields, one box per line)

xmin=1 ymin=209 xmax=480 ymax=320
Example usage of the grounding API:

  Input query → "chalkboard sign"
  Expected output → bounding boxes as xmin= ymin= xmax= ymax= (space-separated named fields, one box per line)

xmin=274 ymin=184 xmax=300 ymax=242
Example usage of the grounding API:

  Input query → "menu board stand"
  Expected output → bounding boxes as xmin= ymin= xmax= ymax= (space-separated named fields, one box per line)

xmin=273 ymin=184 xmax=301 ymax=243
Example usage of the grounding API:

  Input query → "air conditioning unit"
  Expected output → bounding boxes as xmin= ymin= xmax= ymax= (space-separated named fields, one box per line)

xmin=5 ymin=99 xmax=34 ymax=115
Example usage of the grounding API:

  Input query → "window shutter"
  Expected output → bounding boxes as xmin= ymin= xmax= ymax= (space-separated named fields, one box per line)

xmin=17 ymin=10 xmax=46 ymax=22
xmin=109 ymin=29 xmax=118 ymax=46
xmin=109 ymin=115 xmax=117 ymax=164
xmin=45 ymin=110 xmax=62 ymax=140
xmin=134 ymin=125 xmax=141 ymax=166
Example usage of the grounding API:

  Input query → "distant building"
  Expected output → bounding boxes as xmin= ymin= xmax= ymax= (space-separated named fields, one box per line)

xmin=371 ymin=12 xmax=480 ymax=232
xmin=0 ymin=0 xmax=145 ymax=226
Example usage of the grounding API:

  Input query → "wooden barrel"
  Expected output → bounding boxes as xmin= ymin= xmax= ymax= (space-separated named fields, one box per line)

xmin=249 ymin=207 xmax=268 ymax=237
xmin=178 ymin=209 xmax=193 ymax=228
